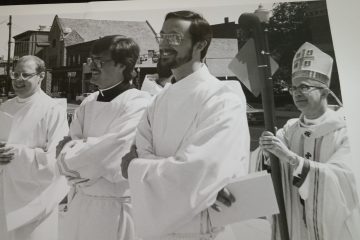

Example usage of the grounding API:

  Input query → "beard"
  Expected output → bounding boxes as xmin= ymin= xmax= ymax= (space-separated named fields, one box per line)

xmin=160 ymin=46 xmax=193 ymax=70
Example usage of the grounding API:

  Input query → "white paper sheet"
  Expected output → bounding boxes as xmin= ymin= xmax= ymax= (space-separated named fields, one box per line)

xmin=209 ymin=171 xmax=279 ymax=227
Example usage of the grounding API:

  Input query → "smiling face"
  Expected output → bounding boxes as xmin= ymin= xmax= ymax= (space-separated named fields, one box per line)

xmin=159 ymin=18 xmax=195 ymax=70
xmin=90 ymin=50 xmax=125 ymax=89
xmin=12 ymin=59 xmax=43 ymax=99
xmin=291 ymin=80 xmax=328 ymax=118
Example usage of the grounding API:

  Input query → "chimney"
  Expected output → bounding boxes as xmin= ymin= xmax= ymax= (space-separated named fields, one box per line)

xmin=38 ymin=25 xmax=47 ymax=31
xmin=224 ymin=17 xmax=229 ymax=24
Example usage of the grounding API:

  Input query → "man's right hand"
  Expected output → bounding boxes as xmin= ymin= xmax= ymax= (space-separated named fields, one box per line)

xmin=0 ymin=142 xmax=14 ymax=165
xmin=56 ymin=136 xmax=72 ymax=158
xmin=211 ymin=187 xmax=236 ymax=212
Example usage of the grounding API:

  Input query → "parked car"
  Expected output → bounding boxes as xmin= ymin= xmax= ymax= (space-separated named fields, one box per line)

xmin=76 ymin=93 xmax=91 ymax=102
xmin=246 ymin=103 xmax=264 ymax=125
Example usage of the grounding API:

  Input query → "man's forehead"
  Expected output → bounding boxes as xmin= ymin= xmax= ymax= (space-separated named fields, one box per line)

xmin=292 ymin=77 xmax=323 ymax=87
xmin=15 ymin=59 xmax=37 ymax=71
xmin=161 ymin=18 xmax=191 ymax=34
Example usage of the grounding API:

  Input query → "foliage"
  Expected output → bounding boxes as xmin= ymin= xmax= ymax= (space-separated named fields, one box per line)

xmin=267 ymin=2 xmax=311 ymax=85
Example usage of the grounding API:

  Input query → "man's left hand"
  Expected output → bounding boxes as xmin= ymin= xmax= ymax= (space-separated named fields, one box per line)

xmin=259 ymin=131 xmax=294 ymax=161
xmin=121 ymin=145 xmax=138 ymax=179
xmin=211 ymin=187 xmax=236 ymax=212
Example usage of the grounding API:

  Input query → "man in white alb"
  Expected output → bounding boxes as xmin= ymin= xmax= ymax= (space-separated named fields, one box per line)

xmin=0 ymin=55 xmax=69 ymax=240
xmin=122 ymin=10 xmax=250 ymax=240
xmin=57 ymin=35 xmax=150 ymax=240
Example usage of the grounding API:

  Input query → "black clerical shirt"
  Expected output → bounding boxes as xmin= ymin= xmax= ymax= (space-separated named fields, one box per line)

xmin=96 ymin=82 xmax=133 ymax=102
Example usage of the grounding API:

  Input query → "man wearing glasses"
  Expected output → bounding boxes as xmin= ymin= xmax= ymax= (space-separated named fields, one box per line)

xmin=0 ymin=55 xmax=69 ymax=240
xmin=121 ymin=11 xmax=249 ymax=240
xmin=257 ymin=42 xmax=360 ymax=240
xmin=56 ymin=35 xmax=150 ymax=240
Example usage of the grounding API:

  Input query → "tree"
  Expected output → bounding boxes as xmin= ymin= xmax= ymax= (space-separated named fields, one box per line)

xmin=268 ymin=2 xmax=312 ymax=85
xmin=267 ymin=1 xmax=342 ymax=103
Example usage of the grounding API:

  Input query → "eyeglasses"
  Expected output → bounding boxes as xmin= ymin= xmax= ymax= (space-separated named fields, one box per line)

xmin=90 ymin=57 xmax=113 ymax=69
xmin=10 ymin=71 xmax=40 ymax=80
xmin=288 ymin=84 xmax=323 ymax=94
xmin=156 ymin=33 xmax=184 ymax=46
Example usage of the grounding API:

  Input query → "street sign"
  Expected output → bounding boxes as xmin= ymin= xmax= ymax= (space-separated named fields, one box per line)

xmin=67 ymin=72 xmax=76 ymax=77
xmin=228 ymin=38 xmax=278 ymax=97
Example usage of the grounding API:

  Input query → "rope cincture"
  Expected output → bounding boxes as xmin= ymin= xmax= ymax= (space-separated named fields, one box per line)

xmin=166 ymin=210 xmax=223 ymax=240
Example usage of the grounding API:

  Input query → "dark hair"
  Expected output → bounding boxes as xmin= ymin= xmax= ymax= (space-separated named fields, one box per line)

xmin=18 ymin=55 xmax=46 ymax=73
xmin=91 ymin=35 xmax=140 ymax=83
xmin=165 ymin=10 xmax=212 ymax=60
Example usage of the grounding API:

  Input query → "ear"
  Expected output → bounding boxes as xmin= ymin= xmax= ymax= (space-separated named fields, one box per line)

xmin=116 ymin=63 xmax=126 ymax=73
xmin=321 ymin=88 xmax=330 ymax=98
xmin=38 ymin=72 xmax=45 ymax=82
xmin=195 ymin=40 xmax=207 ymax=52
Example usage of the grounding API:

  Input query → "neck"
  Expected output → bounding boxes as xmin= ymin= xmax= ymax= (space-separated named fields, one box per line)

xmin=17 ymin=88 xmax=40 ymax=102
xmin=157 ymin=77 xmax=171 ymax=87
xmin=17 ymin=87 xmax=41 ymax=99
xmin=98 ymin=81 xmax=122 ymax=91
xmin=303 ymin=102 xmax=327 ymax=119
xmin=172 ymin=60 xmax=202 ymax=81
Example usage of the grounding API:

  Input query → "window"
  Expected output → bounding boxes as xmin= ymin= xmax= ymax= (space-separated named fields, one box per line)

xmin=304 ymin=61 xmax=311 ymax=67
xmin=52 ymin=39 xmax=56 ymax=48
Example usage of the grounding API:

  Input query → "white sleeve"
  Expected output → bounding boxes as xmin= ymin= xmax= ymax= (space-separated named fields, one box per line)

xmin=58 ymin=96 xmax=149 ymax=182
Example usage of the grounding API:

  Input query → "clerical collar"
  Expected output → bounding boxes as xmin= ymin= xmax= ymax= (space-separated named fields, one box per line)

xmin=97 ymin=81 xmax=133 ymax=102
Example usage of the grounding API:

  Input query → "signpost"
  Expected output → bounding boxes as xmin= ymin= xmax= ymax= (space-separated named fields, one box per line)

xmin=67 ymin=71 xmax=76 ymax=100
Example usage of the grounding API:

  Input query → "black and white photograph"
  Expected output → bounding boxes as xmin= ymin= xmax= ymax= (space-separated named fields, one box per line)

xmin=0 ymin=0 xmax=359 ymax=239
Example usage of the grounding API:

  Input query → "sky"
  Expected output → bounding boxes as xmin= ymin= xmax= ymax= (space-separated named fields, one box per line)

xmin=0 ymin=0 xmax=278 ymax=58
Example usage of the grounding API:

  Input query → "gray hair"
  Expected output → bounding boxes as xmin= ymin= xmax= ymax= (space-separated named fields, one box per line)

xmin=17 ymin=55 xmax=46 ymax=73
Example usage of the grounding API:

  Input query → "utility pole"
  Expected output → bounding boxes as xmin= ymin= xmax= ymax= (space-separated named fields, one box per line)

xmin=7 ymin=15 xmax=12 ymax=90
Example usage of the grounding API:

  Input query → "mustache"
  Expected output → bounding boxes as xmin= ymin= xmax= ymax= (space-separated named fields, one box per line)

xmin=160 ymin=49 xmax=177 ymax=57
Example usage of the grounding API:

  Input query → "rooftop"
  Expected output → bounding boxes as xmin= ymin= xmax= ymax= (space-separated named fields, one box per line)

xmin=56 ymin=16 xmax=158 ymax=55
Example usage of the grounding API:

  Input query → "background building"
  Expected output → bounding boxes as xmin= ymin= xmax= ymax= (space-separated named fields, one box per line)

xmin=13 ymin=26 xmax=50 ymax=60
xmin=47 ymin=15 xmax=158 ymax=100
